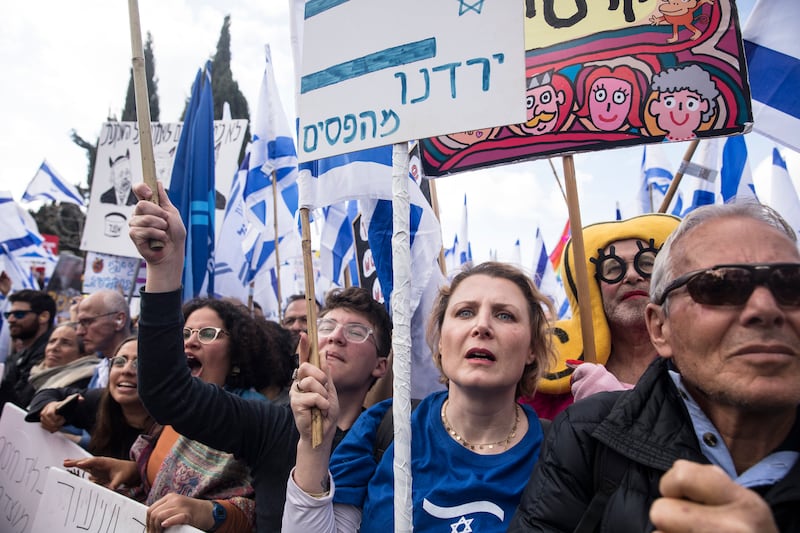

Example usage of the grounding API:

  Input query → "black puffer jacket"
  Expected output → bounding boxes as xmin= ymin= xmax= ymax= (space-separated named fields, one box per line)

xmin=509 ymin=357 xmax=800 ymax=533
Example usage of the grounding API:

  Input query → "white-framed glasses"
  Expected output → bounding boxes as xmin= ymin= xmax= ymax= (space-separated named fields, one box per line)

xmin=183 ymin=326 xmax=228 ymax=344
xmin=317 ymin=318 xmax=374 ymax=344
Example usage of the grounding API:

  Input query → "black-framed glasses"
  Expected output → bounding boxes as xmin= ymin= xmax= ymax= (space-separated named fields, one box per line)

xmin=3 ymin=309 xmax=35 ymax=320
xmin=592 ymin=241 xmax=658 ymax=284
xmin=77 ymin=311 xmax=118 ymax=328
xmin=317 ymin=318 xmax=374 ymax=344
xmin=656 ymin=263 xmax=800 ymax=306
xmin=183 ymin=326 xmax=228 ymax=344
xmin=110 ymin=355 xmax=138 ymax=370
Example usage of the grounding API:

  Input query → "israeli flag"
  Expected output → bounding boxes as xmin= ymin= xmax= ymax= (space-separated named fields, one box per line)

xmin=757 ymin=148 xmax=800 ymax=238
xmin=720 ymin=135 xmax=759 ymax=203
xmin=743 ymin=0 xmax=800 ymax=152
xmin=638 ymin=144 xmax=683 ymax=215
xmin=319 ymin=201 xmax=358 ymax=286
xmin=23 ymin=160 xmax=85 ymax=207
xmin=532 ymin=226 xmax=570 ymax=319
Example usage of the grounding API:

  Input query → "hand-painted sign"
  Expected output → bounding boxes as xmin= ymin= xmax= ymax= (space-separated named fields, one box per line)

xmin=298 ymin=0 xmax=525 ymax=161
xmin=80 ymin=120 xmax=247 ymax=258
xmin=419 ymin=0 xmax=752 ymax=176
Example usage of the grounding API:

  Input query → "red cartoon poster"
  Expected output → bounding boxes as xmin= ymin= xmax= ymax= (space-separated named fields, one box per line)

xmin=420 ymin=0 xmax=752 ymax=176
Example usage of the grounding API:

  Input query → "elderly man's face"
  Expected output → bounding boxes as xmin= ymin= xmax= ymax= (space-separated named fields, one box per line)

xmin=598 ymin=239 xmax=653 ymax=329
xmin=647 ymin=217 xmax=800 ymax=412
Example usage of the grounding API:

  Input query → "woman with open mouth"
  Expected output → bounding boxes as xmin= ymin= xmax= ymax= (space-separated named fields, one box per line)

xmin=63 ymin=298 xmax=277 ymax=533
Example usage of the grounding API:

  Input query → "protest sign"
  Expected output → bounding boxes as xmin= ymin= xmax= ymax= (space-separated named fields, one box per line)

xmin=297 ymin=0 xmax=525 ymax=160
xmin=80 ymin=120 xmax=247 ymax=258
xmin=32 ymin=467 xmax=200 ymax=533
xmin=0 ymin=403 xmax=90 ymax=533
xmin=419 ymin=0 xmax=752 ymax=176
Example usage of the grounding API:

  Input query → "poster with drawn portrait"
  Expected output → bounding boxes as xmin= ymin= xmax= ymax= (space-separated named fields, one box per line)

xmin=419 ymin=0 xmax=752 ymax=176
xmin=80 ymin=119 xmax=247 ymax=258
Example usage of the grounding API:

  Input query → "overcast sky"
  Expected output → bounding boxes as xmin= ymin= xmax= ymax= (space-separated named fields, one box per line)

xmin=1 ymin=0 xmax=794 ymax=269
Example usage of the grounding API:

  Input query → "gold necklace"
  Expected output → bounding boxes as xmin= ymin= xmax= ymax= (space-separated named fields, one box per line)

xmin=440 ymin=399 xmax=520 ymax=451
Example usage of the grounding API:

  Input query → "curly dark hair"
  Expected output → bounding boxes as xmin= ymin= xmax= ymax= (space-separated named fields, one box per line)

xmin=182 ymin=298 xmax=273 ymax=390
xmin=259 ymin=320 xmax=296 ymax=390
xmin=9 ymin=289 xmax=56 ymax=327
xmin=320 ymin=287 xmax=393 ymax=358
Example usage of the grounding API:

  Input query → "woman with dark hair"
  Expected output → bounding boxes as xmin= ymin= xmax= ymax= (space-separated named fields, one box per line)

xmin=257 ymin=320 xmax=296 ymax=405
xmin=63 ymin=298 xmax=275 ymax=532
xmin=28 ymin=336 xmax=155 ymax=459
xmin=284 ymin=261 xmax=556 ymax=532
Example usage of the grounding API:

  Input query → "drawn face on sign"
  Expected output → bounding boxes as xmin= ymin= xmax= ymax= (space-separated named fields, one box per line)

xmin=523 ymin=83 xmax=565 ymax=135
xmin=109 ymin=152 xmax=132 ymax=193
xmin=649 ymin=88 xmax=708 ymax=140
xmin=588 ymin=77 xmax=634 ymax=132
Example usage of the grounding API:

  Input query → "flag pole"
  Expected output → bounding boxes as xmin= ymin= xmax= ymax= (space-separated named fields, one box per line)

xmin=272 ymin=170 xmax=283 ymax=319
xmin=126 ymin=0 xmax=163 ymax=250
xmin=658 ymin=139 xmax=700 ymax=213
xmin=562 ymin=155 xmax=597 ymax=363
xmin=300 ymin=207 xmax=323 ymax=447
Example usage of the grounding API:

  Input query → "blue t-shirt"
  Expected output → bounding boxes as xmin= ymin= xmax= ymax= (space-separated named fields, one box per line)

xmin=331 ymin=390 xmax=543 ymax=532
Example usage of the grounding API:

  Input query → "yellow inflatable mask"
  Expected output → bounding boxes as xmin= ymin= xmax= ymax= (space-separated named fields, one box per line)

xmin=538 ymin=213 xmax=681 ymax=394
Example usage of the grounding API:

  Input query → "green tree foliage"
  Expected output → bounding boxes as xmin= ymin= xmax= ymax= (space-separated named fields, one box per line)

xmin=29 ymin=203 xmax=85 ymax=256
xmin=211 ymin=15 xmax=249 ymax=122
xmin=122 ymin=32 xmax=160 ymax=122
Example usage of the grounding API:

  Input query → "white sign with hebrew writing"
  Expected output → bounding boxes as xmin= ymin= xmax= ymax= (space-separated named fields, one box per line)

xmin=32 ymin=467 xmax=201 ymax=533
xmin=0 ymin=403 xmax=90 ymax=533
xmin=298 ymin=0 xmax=525 ymax=160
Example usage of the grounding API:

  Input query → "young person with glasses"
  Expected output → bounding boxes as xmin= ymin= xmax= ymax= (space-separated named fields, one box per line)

xmin=127 ymin=181 xmax=391 ymax=531
xmin=509 ymin=202 xmax=800 ymax=533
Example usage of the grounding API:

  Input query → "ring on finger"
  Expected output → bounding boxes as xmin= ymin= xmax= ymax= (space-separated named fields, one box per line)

xmin=295 ymin=380 xmax=304 ymax=393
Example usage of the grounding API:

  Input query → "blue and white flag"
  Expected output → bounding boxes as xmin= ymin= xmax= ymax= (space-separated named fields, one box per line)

xmin=455 ymin=194 xmax=472 ymax=267
xmin=0 ymin=191 xmax=46 ymax=290
xmin=532 ymin=226 xmax=570 ymax=319
xmin=743 ymin=0 xmax=800 ymax=153
xmin=213 ymin=158 xmax=251 ymax=304
xmin=720 ymin=135 xmax=759 ymax=203
xmin=168 ymin=61 xmax=216 ymax=300
xmin=241 ymin=46 xmax=300 ymax=283
xmin=638 ymin=144 xmax=682 ymax=215
xmin=681 ymin=138 xmax=720 ymax=215
xmin=511 ymin=238 xmax=522 ymax=266
xmin=319 ymin=201 xmax=358 ymax=286
xmin=760 ymin=148 xmax=800 ymax=237
xmin=22 ymin=161 xmax=85 ymax=207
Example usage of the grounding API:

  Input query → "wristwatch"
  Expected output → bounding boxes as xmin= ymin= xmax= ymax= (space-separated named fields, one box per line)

xmin=209 ymin=500 xmax=227 ymax=532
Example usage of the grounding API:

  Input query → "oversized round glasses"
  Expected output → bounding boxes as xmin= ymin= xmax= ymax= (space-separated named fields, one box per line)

xmin=182 ymin=327 xmax=228 ymax=344
xmin=656 ymin=263 xmax=800 ymax=306
xmin=110 ymin=355 xmax=138 ymax=369
xmin=317 ymin=318 xmax=374 ymax=344
xmin=592 ymin=246 xmax=657 ymax=284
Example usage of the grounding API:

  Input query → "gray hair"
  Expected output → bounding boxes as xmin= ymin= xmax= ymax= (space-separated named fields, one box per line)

xmin=650 ymin=202 xmax=797 ymax=308
xmin=651 ymin=65 xmax=719 ymax=122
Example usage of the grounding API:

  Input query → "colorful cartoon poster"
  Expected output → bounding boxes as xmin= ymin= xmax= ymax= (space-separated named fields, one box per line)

xmin=419 ymin=0 xmax=752 ymax=176
xmin=297 ymin=0 xmax=525 ymax=161
xmin=80 ymin=120 xmax=247 ymax=258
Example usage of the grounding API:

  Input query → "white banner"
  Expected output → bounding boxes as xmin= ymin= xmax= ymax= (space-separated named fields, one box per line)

xmin=80 ymin=120 xmax=248 ymax=258
xmin=82 ymin=251 xmax=146 ymax=295
xmin=298 ymin=0 xmax=525 ymax=160
xmin=32 ymin=467 xmax=201 ymax=533
xmin=0 ymin=403 xmax=90 ymax=533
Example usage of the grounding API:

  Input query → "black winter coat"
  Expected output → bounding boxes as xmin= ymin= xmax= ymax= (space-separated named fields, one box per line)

xmin=508 ymin=358 xmax=800 ymax=533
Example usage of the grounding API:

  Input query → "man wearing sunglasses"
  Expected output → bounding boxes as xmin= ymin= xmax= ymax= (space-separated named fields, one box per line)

xmin=0 ymin=289 xmax=56 ymax=409
xmin=511 ymin=202 xmax=800 ymax=532
xmin=129 ymin=180 xmax=391 ymax=531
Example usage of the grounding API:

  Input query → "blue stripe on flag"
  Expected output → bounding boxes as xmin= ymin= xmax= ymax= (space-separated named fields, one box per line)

xmin=301 ymin=38 xmax=436 ymax=93
xmin=745 ymin=41 xmax=800 ymax=119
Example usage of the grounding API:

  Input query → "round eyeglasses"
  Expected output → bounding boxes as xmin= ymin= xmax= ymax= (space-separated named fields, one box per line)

xmin=317 ymin=318 xmax=374 ymax=344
